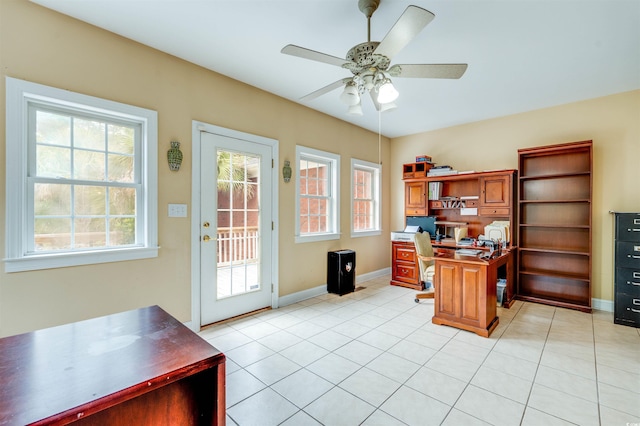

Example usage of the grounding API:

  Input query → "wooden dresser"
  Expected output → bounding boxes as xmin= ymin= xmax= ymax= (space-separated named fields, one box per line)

xmin=0 ymin=305 xmax=226 ymax=425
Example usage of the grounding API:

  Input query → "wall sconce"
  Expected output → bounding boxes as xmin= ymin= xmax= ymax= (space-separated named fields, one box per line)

xmin=282 ymin=160 xmax=292 ymax=183
xmin=167 ymin=141 xmax=183 ymax=171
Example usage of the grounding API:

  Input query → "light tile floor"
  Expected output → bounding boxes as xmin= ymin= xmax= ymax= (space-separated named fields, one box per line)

xmin=198 ymin=275 xmax=640 ymax=426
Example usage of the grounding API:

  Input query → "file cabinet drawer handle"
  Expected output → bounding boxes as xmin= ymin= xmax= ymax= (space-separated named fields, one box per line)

xmin=634 ymin=218 xmax=640 ymax=225
xmin=631 ymin=308 xmax=640 ymax=313
xmin=634 ymin=299 xmax=640 ymax=305
xmin=629 ymin=281 xmax=640 ymax=286
xmin=634 ymin=272 xmax=640 ymax=279
xmin=629 ymin=228 xmax=640 ymax=232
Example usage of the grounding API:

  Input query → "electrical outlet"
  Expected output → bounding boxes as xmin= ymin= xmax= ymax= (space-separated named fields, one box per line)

xmin=168 ymin=204 xmax=188 ymax=217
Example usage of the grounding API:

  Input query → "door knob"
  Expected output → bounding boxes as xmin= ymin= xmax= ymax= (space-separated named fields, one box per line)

xmin=202 ymin=235 xmax=212 ymax=242
xmin=203 ymin=221 xmax=210 ymax=228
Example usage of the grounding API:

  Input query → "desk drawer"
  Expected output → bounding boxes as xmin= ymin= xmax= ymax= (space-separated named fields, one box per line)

xmin=616 ymin=214 xmax=640 ymax=242
xmin=406 ymin=208 xmax=427 ymax=216
xmin=616 ymin=242 xmax=640 ymax=268
xmin=394 ymin=245 xmax=416 ymax=263
xmin=479 ymin=207 xmax=510 ymax=217
xmin=393 ymin=262 xmax=419 ymax=283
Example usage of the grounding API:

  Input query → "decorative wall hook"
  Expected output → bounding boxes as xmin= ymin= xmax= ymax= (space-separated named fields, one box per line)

xmin=282 ymin=160 xmax=292 ymax=183
xmin=167 ymin=141 xmax=183 ymax=171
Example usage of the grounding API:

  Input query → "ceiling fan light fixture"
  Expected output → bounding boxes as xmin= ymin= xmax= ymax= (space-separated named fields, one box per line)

xmin=348 ymin=102 xmax=363 ymax=116
xmin=380 ymin=101 xmax=397 ymax=112
xmin=282 ymin=2 xmax=466 ymax=114
xmin=340 ymin=82 xmax=361 ymax=106
xmin=377 ymin=78 xmax=399 ymax=104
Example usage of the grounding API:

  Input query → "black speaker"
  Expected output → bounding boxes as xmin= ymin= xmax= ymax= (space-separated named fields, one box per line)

xmin=327 ymin=250 xmax=356 ymax=295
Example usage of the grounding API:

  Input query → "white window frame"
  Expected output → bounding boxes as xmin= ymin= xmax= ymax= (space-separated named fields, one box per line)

xmin=295 ymin=145 xmax=340 ymax=243
xmin=351 ymin=158 xmax=382 ymax=238
xmin=5 ymin=77 xmax=158 ymax=272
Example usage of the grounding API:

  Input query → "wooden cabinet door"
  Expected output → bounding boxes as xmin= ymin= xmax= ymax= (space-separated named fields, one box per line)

xmin=436 ymin=262 xmax=458 ymax=317
xmin=460 ymin=264 xmax=483 ymax=324
xmin=405 ymin=181 xmax=427 ymax=216
xmin=480 ymin=174 xmax=510 ymax=207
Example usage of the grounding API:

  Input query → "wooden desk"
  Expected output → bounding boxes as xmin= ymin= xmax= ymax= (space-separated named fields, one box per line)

xmin=432 ymin=250 xmax=514 ymax=337
xmin=391 ymin=238 xmax=517 ymax=308
xmin=432 ymin=242 xmax=517 ymax=309
xmin=0 ymin=306 xmax=225 ymax=425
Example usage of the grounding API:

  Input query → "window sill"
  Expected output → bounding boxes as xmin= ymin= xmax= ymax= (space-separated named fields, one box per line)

xmin=351 ymin=230 xmax=382 ymax=238
xmin=295 ymin=233 xmax=340 ymax=244
xmin=4 ymin=246 xmax=159 ymax=273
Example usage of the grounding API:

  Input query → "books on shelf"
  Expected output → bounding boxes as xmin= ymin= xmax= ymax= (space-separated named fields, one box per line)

xmin=428 ymin=165 xmax=458 ymax=176
xmin=428 ymin=169 xmax=458 ymax=176
xmin=428 ymin=182 xmax=442 ymax=200
xmin=415 ymin=155 xmax=432 ymax=163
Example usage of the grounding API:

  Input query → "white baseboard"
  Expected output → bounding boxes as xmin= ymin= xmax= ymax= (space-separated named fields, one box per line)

xmin=278 ymin=267 xmax=391 ymax=307
xmin=278 ymin=284 xmax=327 ymax=307
xmin=356 ymin=267 xmax=391 ymax=284
xmin=592 ymin=298 xmax=614 ymax=312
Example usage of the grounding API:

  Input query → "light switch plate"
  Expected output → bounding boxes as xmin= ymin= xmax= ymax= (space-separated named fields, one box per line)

xmin=168 ymin=204 xmax=188 ymax=217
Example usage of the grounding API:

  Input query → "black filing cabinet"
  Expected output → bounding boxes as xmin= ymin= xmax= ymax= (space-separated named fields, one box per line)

xmin=614 ymin=213 xmax=640 ymax=327
xmin=327 ymin=250 xmax=356 ymax=295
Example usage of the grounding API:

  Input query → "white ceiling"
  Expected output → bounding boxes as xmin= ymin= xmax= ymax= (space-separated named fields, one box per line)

xmin=32 ymin=0 xmax=640 ymax=138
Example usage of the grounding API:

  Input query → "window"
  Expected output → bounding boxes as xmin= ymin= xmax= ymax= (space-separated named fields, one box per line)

xmin=295 ymin=146 xmax=340 ymax=243
xmin=351 ymin=158 xmax=381 ymax=237
xmin=5 ymin=77 xmax=158 ymax=272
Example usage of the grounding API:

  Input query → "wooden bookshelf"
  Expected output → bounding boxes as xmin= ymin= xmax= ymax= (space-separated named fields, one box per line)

xmin=517 ymin=140 xmax=592 ymax=312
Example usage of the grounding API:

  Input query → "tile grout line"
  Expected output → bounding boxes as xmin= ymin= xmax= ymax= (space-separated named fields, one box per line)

xmin=205 ymin=280 xmax=637 ymax=426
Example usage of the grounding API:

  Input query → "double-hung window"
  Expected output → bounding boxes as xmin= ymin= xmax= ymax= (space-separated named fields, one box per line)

xmin=351 ymin=158 xmax=381 ymax=237
xmin=5 ymin=77 xmax=158 ymax=272
xmin=295 ymin=146 xmax=340 ymax=243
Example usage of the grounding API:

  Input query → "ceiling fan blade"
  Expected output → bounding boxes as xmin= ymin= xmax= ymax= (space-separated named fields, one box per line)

xmin=281 ymin=44 xmax=350 ymax=68
xmin=388 ymin=63 xmax=468 ymax=79
xmin=373 ymin=6 xmax=435 ymax=60
xmin=300 ymin=78 xmax=352 ymax=102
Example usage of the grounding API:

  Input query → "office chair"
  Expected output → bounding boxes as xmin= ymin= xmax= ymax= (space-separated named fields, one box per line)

xmin=414 ymin=231 xmax=436 ymax=303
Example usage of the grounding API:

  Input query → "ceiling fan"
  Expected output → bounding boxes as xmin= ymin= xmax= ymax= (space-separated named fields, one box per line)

xmin=281 ymin=0 xmax=468 ymax=115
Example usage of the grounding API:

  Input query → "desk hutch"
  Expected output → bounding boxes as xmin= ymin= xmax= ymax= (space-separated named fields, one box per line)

xmin=393 ymin=168 xmax=517 ymax=307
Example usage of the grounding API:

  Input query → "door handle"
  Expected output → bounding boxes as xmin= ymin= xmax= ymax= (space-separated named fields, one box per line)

xmin=202 ymin=235 xmax=212 ymax=242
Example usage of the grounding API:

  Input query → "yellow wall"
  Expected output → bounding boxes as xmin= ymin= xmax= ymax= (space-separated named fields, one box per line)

xmin=0 ymin=0 xmax=391 ymax=337
xmin=2 ymin=0 xmax=637 ymax=337
xmin=391 ymin=90 xmax=640 ymax=301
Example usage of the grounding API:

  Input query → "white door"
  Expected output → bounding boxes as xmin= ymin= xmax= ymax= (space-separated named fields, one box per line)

xmin=200 ymin=131 xmax=273 ymax=325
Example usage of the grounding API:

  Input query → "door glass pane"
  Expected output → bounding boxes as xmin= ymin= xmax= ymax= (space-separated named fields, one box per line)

xmin=216 ymin=150 xmax=260 ymax=299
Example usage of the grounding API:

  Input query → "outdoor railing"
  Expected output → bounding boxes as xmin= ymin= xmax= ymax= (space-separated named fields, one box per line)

xmin=217 ymin=226 xmax=259 ymax=265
